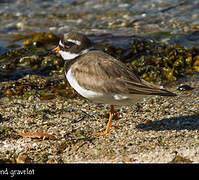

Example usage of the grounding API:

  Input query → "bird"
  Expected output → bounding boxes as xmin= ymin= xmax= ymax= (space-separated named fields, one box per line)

xmin=53 ymin=31 xmax=176 ymax=136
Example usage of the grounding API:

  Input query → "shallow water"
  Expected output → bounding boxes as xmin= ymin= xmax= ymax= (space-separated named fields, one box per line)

xmin=0 ymin=0 xmax=199 ymax=49
xmin=0 ymin=0 xmax=199 ymax=83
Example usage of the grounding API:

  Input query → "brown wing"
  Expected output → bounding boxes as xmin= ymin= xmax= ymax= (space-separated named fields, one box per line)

xmin=71 ymin=50 xmax=176 ymax=96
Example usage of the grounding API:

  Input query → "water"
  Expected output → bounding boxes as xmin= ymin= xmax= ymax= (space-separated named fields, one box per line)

xmin=0 ymin=0 xmax=199 ymax=49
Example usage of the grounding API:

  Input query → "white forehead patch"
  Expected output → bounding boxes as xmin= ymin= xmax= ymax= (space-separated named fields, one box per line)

xmin=59 ymin=40 xmax=64 ymax=47
xmin=67 ymin=39 xmax=81 ymax=46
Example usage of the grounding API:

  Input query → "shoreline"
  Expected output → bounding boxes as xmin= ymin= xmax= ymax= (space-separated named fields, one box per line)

xmin=0 ymin=73 xmax=198 ymax=163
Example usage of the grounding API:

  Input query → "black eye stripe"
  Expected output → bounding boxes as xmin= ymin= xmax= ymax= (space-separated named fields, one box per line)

xmin=64 ymin=41 xmax=75 ymax=47
xmin=59 ymin=40 xmax=77 ymax=49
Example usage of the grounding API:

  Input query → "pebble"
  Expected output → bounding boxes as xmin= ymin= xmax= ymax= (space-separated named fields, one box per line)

xmin=0 ymin=73 xmax=198 ymax=163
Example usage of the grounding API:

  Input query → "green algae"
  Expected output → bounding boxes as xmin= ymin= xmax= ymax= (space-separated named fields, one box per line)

xmin=9 ymin=31 xmax=59 ymax=47
xmin=1 ymin=31 xmax=199 ymax=84
xmin=126 ymin=41 xmax=199 ymax=83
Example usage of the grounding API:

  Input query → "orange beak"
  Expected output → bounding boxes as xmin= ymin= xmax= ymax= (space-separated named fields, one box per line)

xmin=52 ymin=46 xmax=60 ymax=53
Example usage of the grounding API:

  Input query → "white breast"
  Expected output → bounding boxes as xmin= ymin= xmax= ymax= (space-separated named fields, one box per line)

xmin=66 ymin=68 xmax=103 ymax=99
xmin=66 ymin=68 xmax=147 ymax=105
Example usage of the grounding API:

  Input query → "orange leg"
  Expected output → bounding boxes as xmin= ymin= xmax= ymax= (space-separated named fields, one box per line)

xmin=96 ymin=105 xmax=117 ymax=136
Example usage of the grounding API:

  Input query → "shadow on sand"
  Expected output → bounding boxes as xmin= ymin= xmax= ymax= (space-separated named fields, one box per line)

xmin=136 ymin=114 xmax=199 ymax=131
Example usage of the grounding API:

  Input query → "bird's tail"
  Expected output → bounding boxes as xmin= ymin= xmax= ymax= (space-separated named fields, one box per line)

xmin=140 ymin=79 xmax=177 ymax=97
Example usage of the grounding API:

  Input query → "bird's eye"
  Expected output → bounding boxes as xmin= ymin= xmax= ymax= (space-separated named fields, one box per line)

xmin=64 ymin=41 xmax=75 ymax=49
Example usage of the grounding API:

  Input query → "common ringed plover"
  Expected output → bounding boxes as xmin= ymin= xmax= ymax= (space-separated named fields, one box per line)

xmin=53 ymin=31 xmax=176 ymax=136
